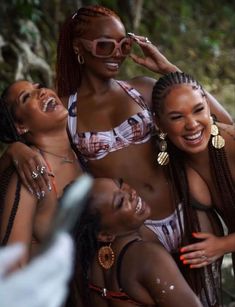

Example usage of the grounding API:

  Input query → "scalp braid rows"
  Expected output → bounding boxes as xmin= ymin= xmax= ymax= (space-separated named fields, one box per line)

xmin=152 ymin=71 xmax=205 ymax=116
xmin=56 ymin=5 xmax=120 ymax=98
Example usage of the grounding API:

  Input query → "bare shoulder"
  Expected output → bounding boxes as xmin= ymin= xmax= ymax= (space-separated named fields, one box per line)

xmin=127 ymin=76 xmax=157 ymax=107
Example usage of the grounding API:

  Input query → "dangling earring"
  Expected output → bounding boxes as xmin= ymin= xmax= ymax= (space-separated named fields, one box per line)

xmin=98 ymin=243 xmax=115 ymax=270
xmin=77 ymin=54 xmax=84 ymax=64
xmin=22 ymin=128 xmax=29 ymax=135
xmin=157 ymin=132 xmax=169 ymax=165
xmin=210 ymin=116 xmax=225 ymax=149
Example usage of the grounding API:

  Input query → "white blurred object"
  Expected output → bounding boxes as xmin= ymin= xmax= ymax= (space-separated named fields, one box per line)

xmin=0 ymin=232 xmax=73 ymax=307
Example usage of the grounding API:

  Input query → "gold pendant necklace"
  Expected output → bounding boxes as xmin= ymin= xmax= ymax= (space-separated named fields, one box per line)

xmin=38 ymin=148 xmax=75 ymax=164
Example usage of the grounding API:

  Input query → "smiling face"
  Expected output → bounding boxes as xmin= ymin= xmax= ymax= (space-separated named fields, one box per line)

xmin=74 ymin=16 xmax=129 ymax=77
xmin=157 ymin=85 xmax=211 ymax=154
xmin=6 ymin=81 xmax=68 ymax=135
xmin=91 ymin=179 xmax=151 ymax=236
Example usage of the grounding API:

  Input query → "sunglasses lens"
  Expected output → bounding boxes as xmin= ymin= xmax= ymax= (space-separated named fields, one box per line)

xmin=96 ymin=41 xmax=116 ymax=56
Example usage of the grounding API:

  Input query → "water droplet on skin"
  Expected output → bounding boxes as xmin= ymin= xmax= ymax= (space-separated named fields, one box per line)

xmin=169 ymin=285 xmax=175 ymax=290
xmin=161 ymin=290 xmax=166 ymax=294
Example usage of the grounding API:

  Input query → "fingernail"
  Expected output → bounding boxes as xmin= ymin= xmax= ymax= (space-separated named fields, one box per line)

xmin=48 ymin=183 xmax=52 ymax=191
xmin=28 ymin=187 xmax=34 ymax=194
xmin=180 ymin=255 xmax=184 ymax=261
xmin=183 ymin=260 xmax=188 ymax=265
xmin=180 ymin=248 xmax=185 ymax=252
xmin=127 ymin=32 xmax=135 ymax=37
xmin=36 ymin=191 xmax=41 ymax=200
xmin=41 ymin=190 xmax=45 ymax=198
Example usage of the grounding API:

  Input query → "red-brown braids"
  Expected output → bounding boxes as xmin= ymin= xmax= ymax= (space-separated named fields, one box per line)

xmin=56 ymin=5 xmax=120 ymax=98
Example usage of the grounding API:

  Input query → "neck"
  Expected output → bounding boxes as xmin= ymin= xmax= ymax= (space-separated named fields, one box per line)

xmin=79 ymin=73 xmax=114 ymax=96
xmin=30 ymin=129 xmax=72 ymax=157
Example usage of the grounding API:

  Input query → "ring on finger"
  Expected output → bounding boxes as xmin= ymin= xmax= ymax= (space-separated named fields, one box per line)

xmin=145 ymin=37 xmax=151 ymax=44
xmin=40 ymin=166 xmax=46 ymax=175
xmin=31 ymin=171 xmax=39 ymax=179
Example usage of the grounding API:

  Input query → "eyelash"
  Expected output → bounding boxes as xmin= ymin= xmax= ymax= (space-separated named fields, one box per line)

xmin=22 ymin=93 xmax=30 ymax=103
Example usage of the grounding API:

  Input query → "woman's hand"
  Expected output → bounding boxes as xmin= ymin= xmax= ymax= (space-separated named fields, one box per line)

xmin=128 ymin=33 xmax=180 ymax=75
xmin=180 ymin=232 xmax=226 ymax=268
xmin=7 ymin=142 xmax=50 ymax=198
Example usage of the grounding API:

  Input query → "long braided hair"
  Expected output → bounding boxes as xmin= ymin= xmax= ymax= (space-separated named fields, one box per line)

xmin=56 ymin=5 xmax=120 ymax=98
xmin=152 ymin=72 xmax=226 ymax=305
xmin=0 ymin=82 xmax=25 ymax=246
xmin=67 ymin=195 xmax=101 ymax=307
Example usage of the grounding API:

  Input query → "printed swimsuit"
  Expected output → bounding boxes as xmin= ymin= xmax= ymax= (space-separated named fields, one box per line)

xmin=67 ymin=80 xmax=154 ymax=161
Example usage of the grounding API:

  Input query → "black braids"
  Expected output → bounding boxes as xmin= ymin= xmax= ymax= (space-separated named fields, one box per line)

xmin=165 ymin=141 xmax=220 ymax=305
xmin=209 ymin=141 xmax=235 ymax=232
xmin=1 ymin=176 xmax=21 ymax=246
xmin=0 ymin=97 xmax=21 ymax=143
xmin=71 ymin=199 xmax=101 ymax=306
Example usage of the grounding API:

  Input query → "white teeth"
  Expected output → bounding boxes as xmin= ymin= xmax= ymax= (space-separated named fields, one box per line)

xmin=106 ymin=63 xmax=119 ymax=68
xmin=42 ymin=97 xmax=56 ymax=112
xmin=135 ymin=197 xmax=142 ymax=213
xmin=184 ymin=131 xmax=201 ymax=140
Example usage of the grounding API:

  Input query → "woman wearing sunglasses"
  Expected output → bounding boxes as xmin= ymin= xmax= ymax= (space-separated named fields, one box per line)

xmin=2 ymin=4 xmax=233 ymax=306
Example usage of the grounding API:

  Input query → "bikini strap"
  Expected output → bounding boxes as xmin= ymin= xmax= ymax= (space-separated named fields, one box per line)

xmin=116 ymin=238 xmax=141 ymax=290
xmin=116 ymin=80 xmax=150 ymax=111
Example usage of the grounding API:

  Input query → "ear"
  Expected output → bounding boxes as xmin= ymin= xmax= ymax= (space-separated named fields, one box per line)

xmin=72 ymin=38 xmax=83 ymax=55
xmin=97 ymin=231 xmax=116 ymax=243
xmin=15 ymin=123 xmax=29 ymax=135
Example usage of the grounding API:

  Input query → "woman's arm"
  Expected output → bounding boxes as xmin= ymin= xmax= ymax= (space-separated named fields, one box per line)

xmin=129 ymin=34 xmax=233 ymax=124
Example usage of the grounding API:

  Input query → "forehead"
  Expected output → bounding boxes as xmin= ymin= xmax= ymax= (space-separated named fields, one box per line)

xmin=83 ymin=16 xmax=126 ymax=39
xmin=163 ymin=84 xmax=204 ymax=111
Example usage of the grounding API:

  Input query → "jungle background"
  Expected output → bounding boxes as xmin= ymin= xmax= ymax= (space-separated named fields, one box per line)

xmin=0 ymin=0 xmax=234 ymax=305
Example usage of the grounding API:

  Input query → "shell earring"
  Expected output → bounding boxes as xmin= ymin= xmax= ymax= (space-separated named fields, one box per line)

xmin=210 ymin=116 xmax=225 ymax=149
xmin=157 ymin=132 xmax=169 ymax=165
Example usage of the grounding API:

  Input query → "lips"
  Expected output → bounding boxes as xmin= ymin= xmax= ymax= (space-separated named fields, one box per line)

xmin=183 ymin=130 xmax=203 ymax=143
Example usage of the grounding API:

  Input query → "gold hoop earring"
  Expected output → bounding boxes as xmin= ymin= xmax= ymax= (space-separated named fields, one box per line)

xmin=210 ymin=116 xmax=225 ymax=149
xmin=157 ymin=132 xmax=169 ymax=165
xmin=98 ymin=243 xmax=115 ymax=270
xmin=77 ymin=54 xmax=84 ymax=64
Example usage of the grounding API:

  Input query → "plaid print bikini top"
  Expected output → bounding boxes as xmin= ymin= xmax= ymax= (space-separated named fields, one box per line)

xmin=67 ymin=80 xmax=154 ymax=161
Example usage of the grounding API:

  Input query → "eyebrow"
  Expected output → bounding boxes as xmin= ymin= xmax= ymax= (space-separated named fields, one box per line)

xmin=167 ymin=102 xmax=204 ymax=115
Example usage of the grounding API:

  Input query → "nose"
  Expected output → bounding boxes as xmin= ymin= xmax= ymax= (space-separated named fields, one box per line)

xmin=113 ymin=46 xmax=122 ymax=57
xmin=38 ymin=87 xmax=46 ymax=98
xmin=185 ymin=117 xmax=198 ymax=130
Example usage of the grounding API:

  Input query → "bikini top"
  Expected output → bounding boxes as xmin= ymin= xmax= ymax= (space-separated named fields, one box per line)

xmin=89 ymin=239 xmax=155 ymax=306
xmin=67 ymin=80 xmax=154 ymax=161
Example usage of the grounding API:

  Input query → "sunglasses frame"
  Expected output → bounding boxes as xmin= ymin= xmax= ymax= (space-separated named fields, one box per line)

xmin=79 ymin=37 xmax=133 ymax=58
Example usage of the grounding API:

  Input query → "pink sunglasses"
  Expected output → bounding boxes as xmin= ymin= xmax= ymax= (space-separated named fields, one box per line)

xmin=79 ymin=37 xmax=133 ymax=58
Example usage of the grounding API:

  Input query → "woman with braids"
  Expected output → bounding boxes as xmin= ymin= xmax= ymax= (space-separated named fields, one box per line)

xmin=0 ymin=4 xmax=233 ymax=305
xmin=73 ymin=177 xmax=203 ymax=307
xmin=151 ymin=70 xmax=235 ymax=286
xmin=0 ymin=80 xmax=83 ymax=265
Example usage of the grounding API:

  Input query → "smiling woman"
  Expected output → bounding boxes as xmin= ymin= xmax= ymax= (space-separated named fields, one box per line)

xmin=0 ymin=80 xmax=83 ymax=265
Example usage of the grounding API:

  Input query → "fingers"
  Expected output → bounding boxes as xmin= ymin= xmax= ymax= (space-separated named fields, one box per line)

xmin=180 ymin=250 xmax=211 ymax=268
xmin=16 ymin=155 xmax=51 ymax=198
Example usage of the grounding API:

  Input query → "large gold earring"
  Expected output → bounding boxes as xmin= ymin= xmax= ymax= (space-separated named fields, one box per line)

xmin=157 ymin=132 xmax=169 ymax=165
xmin=210 ymin=116 xmax=225 ymax=149
xmin=98 ymin=243 xmax=115 ymax=270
